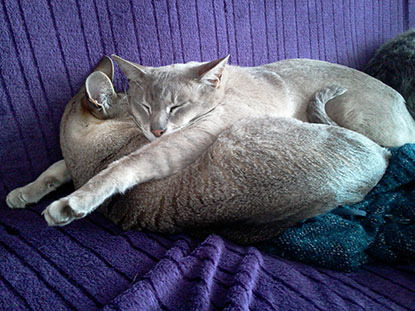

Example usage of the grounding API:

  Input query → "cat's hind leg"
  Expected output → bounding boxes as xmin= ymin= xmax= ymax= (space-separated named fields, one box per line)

xmin=6 ymin=160 xmax=71 ymax=208
xmin=323 ymin=87 xmax=415 ymax=147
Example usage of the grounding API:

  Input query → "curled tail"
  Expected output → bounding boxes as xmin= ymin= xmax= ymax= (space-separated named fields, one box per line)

xmin=306 ymin=85 xmax=347 ymax=126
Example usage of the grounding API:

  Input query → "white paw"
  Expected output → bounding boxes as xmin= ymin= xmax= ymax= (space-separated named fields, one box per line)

xmin=6 ymin=188 xmax=28 ymax=209
xmin=42 ymin=198 xmax=86 ymax=226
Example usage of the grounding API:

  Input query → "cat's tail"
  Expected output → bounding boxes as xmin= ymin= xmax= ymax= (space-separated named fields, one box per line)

xmin=306 ymin=85 xmax=347 ymax=126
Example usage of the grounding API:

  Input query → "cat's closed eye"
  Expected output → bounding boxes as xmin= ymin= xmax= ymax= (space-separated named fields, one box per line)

xmin=169 ymin=105 xmax=180 ymax=113
xmin=169 ymin=102 xmax=191 ymax=114
xmin=140 ymin=103 xmax=151 ymax=113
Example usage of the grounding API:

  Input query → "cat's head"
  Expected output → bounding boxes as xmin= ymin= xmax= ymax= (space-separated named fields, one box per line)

xmin=112 ymin=55 xmax=229 ymax=141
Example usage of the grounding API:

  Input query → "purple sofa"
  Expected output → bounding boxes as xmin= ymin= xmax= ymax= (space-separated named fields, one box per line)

xmin=1 ymin=0 xmax=414 ymax=310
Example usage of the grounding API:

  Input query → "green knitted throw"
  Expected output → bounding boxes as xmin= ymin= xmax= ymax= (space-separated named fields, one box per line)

xmin=257 ymin=144 xmax=415 ymax=271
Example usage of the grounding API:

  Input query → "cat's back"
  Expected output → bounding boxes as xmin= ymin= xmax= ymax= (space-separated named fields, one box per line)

xmin=261 ymin=58 xmax=399 ymax=95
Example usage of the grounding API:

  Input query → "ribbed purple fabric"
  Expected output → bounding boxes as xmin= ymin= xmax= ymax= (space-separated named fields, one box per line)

xmin=0 ymin=1 xmax=414 ymax=310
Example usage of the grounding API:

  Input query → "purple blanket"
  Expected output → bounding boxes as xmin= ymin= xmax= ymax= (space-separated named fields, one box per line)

xmin=1 ymin=0 xmax=414 ymax=310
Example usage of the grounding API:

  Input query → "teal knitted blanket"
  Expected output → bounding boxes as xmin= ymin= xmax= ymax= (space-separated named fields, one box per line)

xmin=257 ymin=143 xmax=415 ymax=271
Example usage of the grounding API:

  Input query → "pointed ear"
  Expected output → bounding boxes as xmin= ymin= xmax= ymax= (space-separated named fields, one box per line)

xmin=93 ymin=56 xmax=114 ymax=81
xmin=111 ymin=54 xmax=147 ymax=81
xmin=85 ymin=71 xmax=116 ymax=112
xmin=197 ymin=55 xmax=229 ymax=88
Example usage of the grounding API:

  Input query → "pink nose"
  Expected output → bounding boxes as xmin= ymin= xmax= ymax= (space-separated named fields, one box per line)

xmin=151 ymin=129 xmax=165 ymax=137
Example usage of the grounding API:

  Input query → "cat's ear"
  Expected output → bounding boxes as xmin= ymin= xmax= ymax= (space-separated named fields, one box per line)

xmin=93 ymin=56 xmax=114 ymax=81
xmin=197 ymin=55 xmax=229 ymax=88
xmin=85 ymin=71 xmax=116 ymax=112
xmin=111 ymin=54 xmax=147 ymax=82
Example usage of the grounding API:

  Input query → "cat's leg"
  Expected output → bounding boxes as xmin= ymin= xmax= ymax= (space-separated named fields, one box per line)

xmin=324 ymin=88 xmax=415 ymax=147
xmin=6 ymin=160 xmax=71 ymax=208
xmin=42 ymin=118 xmax=222 ymax=226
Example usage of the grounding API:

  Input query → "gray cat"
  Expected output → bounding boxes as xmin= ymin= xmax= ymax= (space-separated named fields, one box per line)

xmin=6 ymin=56 xmax=395 ymax=243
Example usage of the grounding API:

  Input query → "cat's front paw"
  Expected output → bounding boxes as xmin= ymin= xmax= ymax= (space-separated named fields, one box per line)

xmin=6 ymin=188 xmax=28 ymax=209
xmin=42 ymin=198 xmax=86 ymax=226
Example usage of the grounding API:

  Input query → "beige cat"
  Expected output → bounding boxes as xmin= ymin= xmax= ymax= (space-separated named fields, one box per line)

xmin=6 ymin=57 xmax=394 ymax=243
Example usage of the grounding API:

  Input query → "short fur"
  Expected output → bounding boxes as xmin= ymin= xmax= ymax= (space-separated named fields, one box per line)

xmin=365 ymin=29 xmax=415 ymax=119
xmin=6 ymin=57 xmax=393 ymax=243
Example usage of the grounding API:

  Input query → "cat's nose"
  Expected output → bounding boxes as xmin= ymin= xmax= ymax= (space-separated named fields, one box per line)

xmin=151 ymin=129 xmax=165 ymax=137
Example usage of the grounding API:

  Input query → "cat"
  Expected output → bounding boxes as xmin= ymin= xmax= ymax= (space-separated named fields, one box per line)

xmin=365 ymin=28 xmax=415 ymax=119
xmin=33 ymin=54 xmax=413 ymax=229
xmin=6 ymin=57 xmax=391 ymax=243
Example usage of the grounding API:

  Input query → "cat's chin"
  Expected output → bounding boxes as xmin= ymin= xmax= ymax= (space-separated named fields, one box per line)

xmin=143 ymin=131 xmax=157 ymax=142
